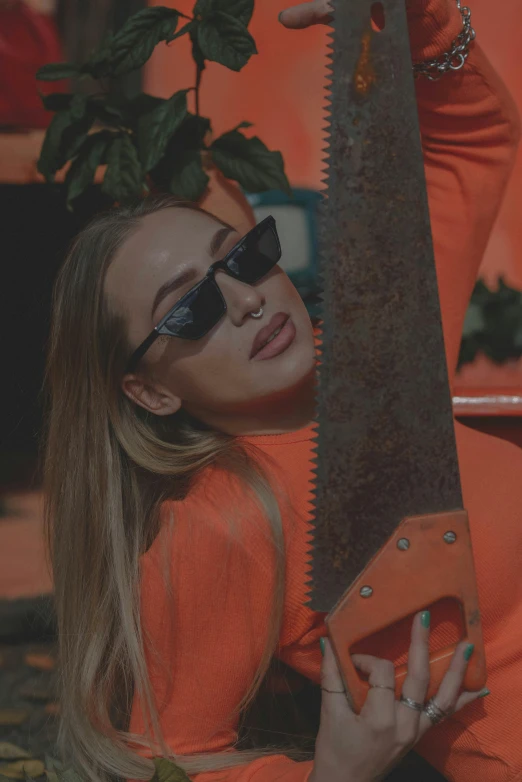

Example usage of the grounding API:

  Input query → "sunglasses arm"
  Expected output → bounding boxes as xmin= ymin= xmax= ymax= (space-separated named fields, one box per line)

xmin=126 ymin=329 xmax=160 ymax=373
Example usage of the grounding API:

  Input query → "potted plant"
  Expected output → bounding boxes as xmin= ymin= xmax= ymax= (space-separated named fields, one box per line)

xmin=35 ymin=0 xmax=291 ymax=228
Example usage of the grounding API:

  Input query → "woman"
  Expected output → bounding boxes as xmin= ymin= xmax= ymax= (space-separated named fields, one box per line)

xmin=44 ymin=1 xmax=522 ymax=781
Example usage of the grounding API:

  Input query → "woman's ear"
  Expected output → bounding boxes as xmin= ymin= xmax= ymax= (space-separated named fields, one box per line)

xmin=121 ymin=374 xmax=182 ymax=416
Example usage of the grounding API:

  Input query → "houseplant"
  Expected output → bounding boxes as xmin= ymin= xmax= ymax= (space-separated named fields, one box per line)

xmin=35 ymin=0 xmax=291 ymax=213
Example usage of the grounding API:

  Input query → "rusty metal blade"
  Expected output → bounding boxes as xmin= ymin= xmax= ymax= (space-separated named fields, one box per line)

xmin=308 ymin=0 xmax=462 ymax=613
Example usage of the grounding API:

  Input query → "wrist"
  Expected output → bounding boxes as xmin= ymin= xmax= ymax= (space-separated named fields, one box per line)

xmin=407 ymin=0 xmax=464 ymax=63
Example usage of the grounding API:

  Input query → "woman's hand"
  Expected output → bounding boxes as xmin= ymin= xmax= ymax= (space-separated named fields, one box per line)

xmin=278 ymin=0 xmax=333 ymax=29
xmin=309 ymin=611 xmax=489 ymax=782
xmin=277 ymin=0 xmax=442 ymax=33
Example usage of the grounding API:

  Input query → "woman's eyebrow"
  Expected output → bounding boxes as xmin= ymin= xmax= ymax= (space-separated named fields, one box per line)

xmin=209 ymin=226 xmax=235 ymax=257
xmin=151 ymin=268 xmax=198 ymax=320
xmin=150 ymin=227 xmax=237 ymax=321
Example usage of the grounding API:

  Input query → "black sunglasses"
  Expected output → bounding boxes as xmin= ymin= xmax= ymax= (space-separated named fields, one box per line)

xmin=126 ymin=215 xmax=281 ymax=372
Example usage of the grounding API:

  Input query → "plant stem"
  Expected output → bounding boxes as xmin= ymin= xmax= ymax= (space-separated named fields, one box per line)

xmin=195 ymin=66 xmax=202 ymax=117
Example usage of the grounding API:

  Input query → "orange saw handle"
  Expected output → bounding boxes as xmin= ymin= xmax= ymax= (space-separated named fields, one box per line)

xmin=326 ymin=510 xmax=486 ymax=714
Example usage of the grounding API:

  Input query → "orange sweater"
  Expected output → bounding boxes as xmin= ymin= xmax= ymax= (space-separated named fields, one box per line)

xmin=129 ymin=2 xmax=522 ymax=781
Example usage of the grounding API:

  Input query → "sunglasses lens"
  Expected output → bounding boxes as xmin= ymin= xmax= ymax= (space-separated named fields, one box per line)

xmin=163 ymin=281 xmax=225 ymax=339
xmin=227 ymin=221 xmax=280 ymax=284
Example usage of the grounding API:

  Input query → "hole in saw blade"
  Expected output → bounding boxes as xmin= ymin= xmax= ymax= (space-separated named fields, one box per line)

xmin=371 ymin=2 xmax=386 ymax=32
xmin=350 ymin=597 xmax=464 ymax=674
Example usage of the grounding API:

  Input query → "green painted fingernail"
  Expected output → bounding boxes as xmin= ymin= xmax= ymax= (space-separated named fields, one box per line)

xmin=464 ymin=643 xmax=475 ymax=661
xmin=479 ymin=688 xmax=490 ymax=698
xmin=319 ymin=637 xmax=326 ymax=657
xmin=278 ymin=10 xmax=284 ymax=21
xmin=421 ymin=610 xmax=431 ymax=628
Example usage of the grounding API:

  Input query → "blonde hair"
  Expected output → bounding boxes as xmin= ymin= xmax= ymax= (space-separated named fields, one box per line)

xmin=43 ymin=195 xmax=291 ymax=782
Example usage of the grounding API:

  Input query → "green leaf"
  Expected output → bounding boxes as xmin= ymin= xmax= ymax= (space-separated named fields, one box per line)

xmin=137 ymin=89 xmax=189 ymax=172
xmin=462 ymin=302 xmax=485 ymax=338
xmin=194 ymin=0 xmax=254 ymax=26
xmin=102 ymin=134 xmax=144 ymax=202
xmin=175 ymin=112 xmax=211 ymax=146
xmin=193 ymin=0 xmax=211 ymax=16
xmin=514 ymin=325 xmax=522 ymax=349
xmin=210 ymin=130 xmax=291 ymax=194
xmin=86 ymin=97 xmax=124 ymax=126
xmin=40 ymin=93 xmax=73 ymax=112
xmin=36 ymin=62 xmax=80 ymax=81
xmin=167 ymin=19 xmax=195 ymax=43
xmin=70 ymin=93 xmax=88 ymax=121
xmin=37 ymin=110 xmax=93 ymax=181
xmin=83 ymin=31 xmax=116 ymax=78
xmin=215 ymin=0 xmax=254 ymax=26
xmin=124 ymin=93 xmax=166 ymax=118
xmin=65 ymin=131 xmax=112 ymax=209
xmin=150 ymin=758 xmax=190 ymax=782
xmin=111 ymin=93 xmax=166 ymax=129
xmin=149 ymin=112 xmax=210 ymax=194
xmin=198 ymin=12 xmax=256 ymax=71
xmin=85 ymin=7 xmax=181 ymax=78
xmin=167 ymin=149 xmax=209 ymax=201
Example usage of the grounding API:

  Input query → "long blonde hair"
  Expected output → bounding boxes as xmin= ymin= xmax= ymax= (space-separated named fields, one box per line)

xmin=43 ymin=195 xmax=290 ymax=782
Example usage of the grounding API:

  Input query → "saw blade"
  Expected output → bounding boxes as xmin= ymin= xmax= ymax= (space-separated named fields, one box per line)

xmin=308 ymin=0 xmax=462 ymax=613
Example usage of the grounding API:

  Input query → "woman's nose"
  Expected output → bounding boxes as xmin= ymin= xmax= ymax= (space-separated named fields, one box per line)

xmin=215 ymin=271 xmax=265 ymax=326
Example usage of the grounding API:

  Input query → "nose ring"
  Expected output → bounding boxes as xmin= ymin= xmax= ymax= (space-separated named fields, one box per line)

xmin=250 ymin=307 xmax=264 ymax=318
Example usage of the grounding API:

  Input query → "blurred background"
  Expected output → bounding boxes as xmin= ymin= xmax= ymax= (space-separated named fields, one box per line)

xmin=0 ymin=1 xmax=520 ymax=775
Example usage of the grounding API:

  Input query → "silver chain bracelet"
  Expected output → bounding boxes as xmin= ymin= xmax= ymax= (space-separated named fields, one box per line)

xmin=413 ymin=0 xmax=476 ymax=81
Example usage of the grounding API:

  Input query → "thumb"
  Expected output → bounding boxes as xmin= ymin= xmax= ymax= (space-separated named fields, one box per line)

xmin=279 ymin=1 xmax=333 ymax=29
xmin=321 ymin=637 xmax=347 ymax=694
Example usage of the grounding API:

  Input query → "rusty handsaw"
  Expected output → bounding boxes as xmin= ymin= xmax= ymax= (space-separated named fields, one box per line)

xmin=309 ymin=0 xmax=487 ymax=713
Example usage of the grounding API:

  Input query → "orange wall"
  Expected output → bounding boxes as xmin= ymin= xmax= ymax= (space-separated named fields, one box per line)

xmin=145 ymin=0 xmax=522 ymax=288
xmin=144 ymin=0 xmax=329 ymax=188
xmin=470 ymin=1 xmax=522 ymax=290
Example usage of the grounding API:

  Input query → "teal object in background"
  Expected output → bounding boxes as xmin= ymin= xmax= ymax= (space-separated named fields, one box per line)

xmin=246 ymin=189 xmax=322 ymax=319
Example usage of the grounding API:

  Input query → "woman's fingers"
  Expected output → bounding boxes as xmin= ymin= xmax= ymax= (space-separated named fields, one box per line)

xmin=418 ymin=641 xmax=479 ymax=734
xmin=429 ymin=641 xmax=473 ymax=713
xmin=278 ymin=0 xmax=333 ymax=29
xmin=396 ymin=611 xmax=431 ymax=741
xmin=321 ymin=638 xmax=350 ymax=699
xmin=352 ymin=653 xmax=396 ymax=726
xmin=454 ymin=687 xmax=490 ymax=712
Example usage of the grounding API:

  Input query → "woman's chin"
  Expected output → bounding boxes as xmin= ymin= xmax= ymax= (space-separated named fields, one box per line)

xmin=256 ymin=353 xmax=316 ymax=401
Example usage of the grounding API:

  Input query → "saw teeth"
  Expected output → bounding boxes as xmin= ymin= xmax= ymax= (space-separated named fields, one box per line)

xmin=305 ymin=7 xmax=334 ymax=610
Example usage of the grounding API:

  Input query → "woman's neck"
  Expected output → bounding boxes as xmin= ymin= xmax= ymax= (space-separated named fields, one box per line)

xmin=189 ymin=370 xmax=317 ymax=437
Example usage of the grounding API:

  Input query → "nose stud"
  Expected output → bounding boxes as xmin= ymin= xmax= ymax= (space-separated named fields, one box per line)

xmin=250 ymin=307 xmax=264 ymax=318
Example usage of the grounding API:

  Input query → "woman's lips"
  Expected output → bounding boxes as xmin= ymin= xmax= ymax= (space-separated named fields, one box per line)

xmin=250 ymin=312 xmax=289 ymax=358
xmin=250 ymin=317 xmax=296 ymax=361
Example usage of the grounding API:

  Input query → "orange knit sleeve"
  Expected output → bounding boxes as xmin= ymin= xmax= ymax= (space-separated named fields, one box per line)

xmin=410 ymin=0 xmax=520 ymax=380
xmin=129 ymin=474 xmax=314 ymax=781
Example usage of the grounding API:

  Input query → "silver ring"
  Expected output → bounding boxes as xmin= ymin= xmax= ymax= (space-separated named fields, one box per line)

xmin=250 ymin=307 xmax=264 ymax=318
xmin=400 ymin=694 xmax=425 ymax=712
xmin=423 ymin=697 xmax=450 ymax=725
xmin=370 ymin=684 xmax=396 ymax=692
xmin=321 ymin=686 xmax=346 ymax=695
